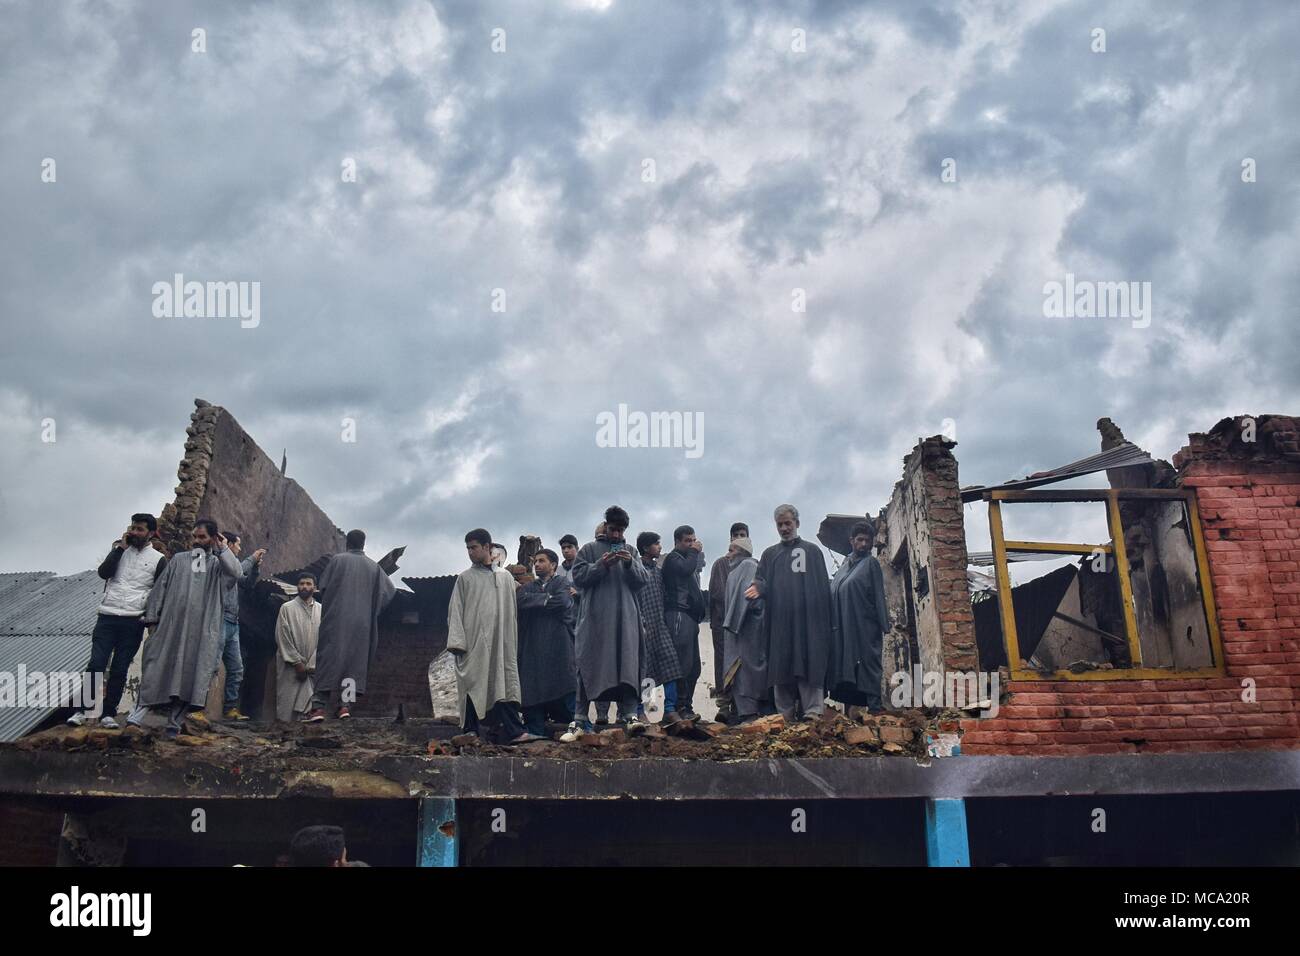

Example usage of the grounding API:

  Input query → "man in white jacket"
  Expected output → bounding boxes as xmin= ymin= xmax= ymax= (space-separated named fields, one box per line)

xmin=68 ymin=514 xmax=167 ymax=729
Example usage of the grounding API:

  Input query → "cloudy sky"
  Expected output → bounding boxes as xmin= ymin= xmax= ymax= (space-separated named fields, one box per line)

xmin=1 ymin=0 xmax=1296 ymax=579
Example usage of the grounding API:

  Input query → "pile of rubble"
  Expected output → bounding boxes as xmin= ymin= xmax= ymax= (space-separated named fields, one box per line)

xmin=13 ymin=708 xmax=966 ymax=767
xmin=432 ymin=708 xmax=963 ymax=761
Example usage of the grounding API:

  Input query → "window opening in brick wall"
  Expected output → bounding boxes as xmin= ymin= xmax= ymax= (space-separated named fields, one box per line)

xmin=984 ymin=489 xmax=1225 ymax=681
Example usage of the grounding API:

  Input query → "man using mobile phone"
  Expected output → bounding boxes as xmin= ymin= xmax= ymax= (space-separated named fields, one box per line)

xmin=67 ymin=514 xmax=167 ymax=729
xmin=561 ymin=506 xmax=649 ymax=740
xmin=130 ymin=518 xmax=241 ymax=737
xmin=215 ymin=532 xmax=265 ymax=721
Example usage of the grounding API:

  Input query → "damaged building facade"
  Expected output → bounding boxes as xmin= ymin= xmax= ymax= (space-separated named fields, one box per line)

xmin=960 ymin=415 xmax=1299 ymax=757
xmin=0 ymin=404 xmax=1296 ymax=867
xmin=822 ymin=415 xmax=1299 ymax=762
xmin=154 ymin=400 xmax=450 ymax=722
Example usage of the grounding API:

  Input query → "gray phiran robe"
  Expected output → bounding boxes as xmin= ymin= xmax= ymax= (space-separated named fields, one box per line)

xmin=754 ymin=537 xmax=832 ymax=687
xmin=515 ymin=573 xmax=577 ymax=707
xmin=447 ymin=563 xmax=521 ymax=724
xmin=138 ymin=546 xmax=241 ymax=708
xmin=722 ymin=555 xmax=768 ymax=715
xmin=274 ymin=596 xmax=320 ymax=721
xmin=572 ymin=539 xmax=649 ymax=701
xmin=313 ymin=549 xmax=396 ymax=697
xmin=635 ymin=560 xmax=681 ymax=686
xmin=827 ymin=552 xmax=890 ymax=709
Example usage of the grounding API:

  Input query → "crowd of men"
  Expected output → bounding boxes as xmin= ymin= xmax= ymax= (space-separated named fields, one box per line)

xmin=67 ymin=515 xmax=392 ymax=735
xmin=446 ymin=503 xmax=892 ymax=744
xmin=68 ymin=502 xmax=893 ymax=743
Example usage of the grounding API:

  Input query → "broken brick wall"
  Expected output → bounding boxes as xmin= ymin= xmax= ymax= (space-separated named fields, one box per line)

xmin=150 ymin=399 xmax=347 ymax=718
xmin=159 ymin=399 xmax=345 ymax=570
xmin=351 ymin=605 xmax=448 ymax=718
xmin=961 ymin=415 xmax=1300 ymax=755
xmin=879 ymin=436 xmax=977 ymax=701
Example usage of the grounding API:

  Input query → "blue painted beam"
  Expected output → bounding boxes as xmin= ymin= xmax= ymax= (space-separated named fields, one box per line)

xmin=417 ymin=796 xmax=458 ymax=867
xmin=924 ymin=797 xmax=970 ymax=867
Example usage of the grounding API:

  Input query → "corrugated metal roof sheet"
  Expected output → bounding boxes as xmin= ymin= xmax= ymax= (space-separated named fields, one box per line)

xmin=0 ymin=633 xmax=94 ymax=742
xmin=966 ymin=550 xmax=1074 ymax=567
xmin=0 ymin=569 xmax=102 ymax=741
xmin=816 ymin=514 xmax=878 ymax=556
xmin=269 ymin=554 xmax=333 ymax=587
xmin=0 ymin=572 xmax=58 ymax=609
xmin=959 ymin=442 xmax=1153 ymax=502
xmin=0 ymin=569 xmax=103 ymax=637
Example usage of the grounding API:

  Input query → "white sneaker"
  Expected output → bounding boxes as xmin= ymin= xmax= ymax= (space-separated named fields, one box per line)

xmin=99 ymin=716 xmax=120 ymax=730
xmin=559 ymin=721 xmax=585 ymax=743
xmin=66 ymin=712 xmax=87 ymax=727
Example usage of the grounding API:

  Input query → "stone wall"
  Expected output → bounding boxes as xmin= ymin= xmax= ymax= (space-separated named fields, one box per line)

xmin=158 ymin=399 xmax=344 ymax=569
xmin=157 ymin=400 xmax=221 ymax=558
xmin=148 ymin=399 xmax=347 ymax=719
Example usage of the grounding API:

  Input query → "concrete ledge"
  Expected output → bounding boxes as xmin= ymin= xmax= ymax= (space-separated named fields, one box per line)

xmin=0 ymin=748 xmax=1296 ymax=801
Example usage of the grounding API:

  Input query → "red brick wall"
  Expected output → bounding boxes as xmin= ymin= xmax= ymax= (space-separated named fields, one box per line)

xmin=923 ymin=441 xmax=978 ymax=671
xmin=961 ymin=416 xmax=1300 ymax=755
xmin=351 ymin=620 xmax=447 ymax=718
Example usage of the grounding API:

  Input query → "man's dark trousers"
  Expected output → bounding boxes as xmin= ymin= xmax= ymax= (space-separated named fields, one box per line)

xmin=85 ymin=614 xmax=146 ymax=718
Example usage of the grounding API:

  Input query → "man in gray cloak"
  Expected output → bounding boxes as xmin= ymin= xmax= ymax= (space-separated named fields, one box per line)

xmin=131 ymin=518 xmax=240 ymax=737
xmin=708 ymin=521 xmax=750 ymax=721
xmin=827 ymin=520 xmax=890 ymax=711
xmin=562 ymin=506 xmax=648 ymax=740
xmin=722 ymin=537 xmax=770 ymax=721
xmin=305 ymin=529 xmax=396 ymax=721
xmin=275 ymin=573 xmax=320 ymax=722
xmin=447 ymin=528 xmax=529 ymax=744
xmin=745 ymin=503 xmax=832 ymax=720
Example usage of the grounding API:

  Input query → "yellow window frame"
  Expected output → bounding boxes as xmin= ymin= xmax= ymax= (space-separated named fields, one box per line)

xmin=984 ymin=488 xmax=1226 ymax=681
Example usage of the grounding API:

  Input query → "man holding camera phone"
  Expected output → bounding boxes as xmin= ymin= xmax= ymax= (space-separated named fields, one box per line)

xmin=561 ymin=505 xmax=649 ymax=740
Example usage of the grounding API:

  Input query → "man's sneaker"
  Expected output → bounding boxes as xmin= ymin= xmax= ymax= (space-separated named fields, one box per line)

xmin=336 ymin=706 xmax=351 ymax=720
xmin=508 ymin=732 xmax=544 ymax=744
xmin=65 ymin=712 xmax=87 ymax=728
xmin=678 ymin=708 xmax=700 ymax=722
xmin=99 ymin=716 xmax=120 ymax=730
xmin=662 ymin=710 xmax=682 ymax=725
xmin=301 ymin=708 xmax=326 ymax=723
xmin=187 ymin=712 xmax=211 ymax=731
xmin=559 ymin=721 xmax=585 ymax=743
xmin=223 ymin=707 xmax=251 ymax=721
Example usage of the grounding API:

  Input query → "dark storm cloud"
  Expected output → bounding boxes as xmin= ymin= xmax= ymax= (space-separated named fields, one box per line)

xmin=0 ymin=0 xmax=1296 ymax=577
